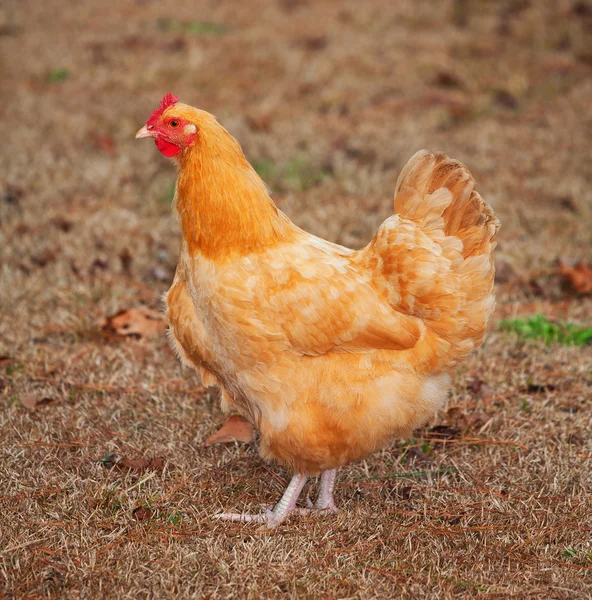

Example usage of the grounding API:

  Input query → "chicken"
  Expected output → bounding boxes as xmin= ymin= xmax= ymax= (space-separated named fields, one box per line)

xmin=136 ymin=93 xmax=500 ymax=528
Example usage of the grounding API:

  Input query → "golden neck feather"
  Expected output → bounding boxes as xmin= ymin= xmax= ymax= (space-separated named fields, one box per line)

xmin=174 ymin=122 xmax=295 ymax=260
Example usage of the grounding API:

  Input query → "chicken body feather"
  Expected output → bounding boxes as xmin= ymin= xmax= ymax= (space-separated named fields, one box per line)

xmin=137 ymin=99 xmax=499 ymax=524
xmin=166 ymin=232 xmax=451 ymax=473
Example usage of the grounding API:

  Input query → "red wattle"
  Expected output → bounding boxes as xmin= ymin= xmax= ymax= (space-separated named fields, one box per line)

xmin=155 ymin=137 xmax=181 ymax=157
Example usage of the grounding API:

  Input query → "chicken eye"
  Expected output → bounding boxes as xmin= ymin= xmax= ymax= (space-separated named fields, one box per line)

xmin=170 ymin=120 xmax=179 ymax=128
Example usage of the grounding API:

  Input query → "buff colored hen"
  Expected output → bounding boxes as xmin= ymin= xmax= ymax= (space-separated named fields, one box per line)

xmin=136 ymin=93 xmax=500 ymax=528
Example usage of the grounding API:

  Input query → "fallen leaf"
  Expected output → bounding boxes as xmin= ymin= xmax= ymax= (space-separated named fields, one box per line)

xmin=100 ymin=307 xmax=166 ymax=340
xmin=431 ymin=70 xmax=464 ymax=89
xmin=394 ymin=485 xmax=412 ymax=502
xmin=558 ymin=261 xmax=592 ymax=295
xmin=296 ymin=35 xmax=329 ymax=51
xmin=89 ymin=257 xmax=109 ymax=274
xmin=566 ymin=433 xmax=583 ymax=446
xmin=407 ymin=446 xmax=432 ymax=470
xmin=20 ymin=394 xmax=56 ymax=410
xmin=165 ymin=36 xmax=187 ymax=52
xmin=493 ymin=89 xmax=518 ymax=109
xmin=446 ymin=406 xmax=464 ymax=421
xmin=467 ymin=378 xmax=483 ymax=395
xmin=2 ymin=184 xmax=23 ymax=207
xmin=557 ymin=195 xmax=579 ymax=213
xmin=466 ymin=378 xmax=495 ymax=400
xmin=573 ymin=1 xmax=592 ymax=17
xmin=203 ymin=415 xmax=254 ymax=446
xmin=52 ymin=216 xmax=73 ymax=232
xmin=464 ymin=412 xmax=489 ymax=431
xmin=117 ymin=457 xmax=152 ymax=470
xmin=524 ymin=383 xmax=556 ymax=394
xmin=31 ymin=248 xmax=57 ymax=267
xmin=132 ymin=506 xmax=153 ymax=522
xmin=426 ymin=425 xmax=460 ymax=441
xmin=149 ymin=456 xmax=166 ymax=470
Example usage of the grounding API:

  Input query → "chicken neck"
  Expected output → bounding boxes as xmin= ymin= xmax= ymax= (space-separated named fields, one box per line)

xmin=175 ymin=137 xmax=296 ymax=260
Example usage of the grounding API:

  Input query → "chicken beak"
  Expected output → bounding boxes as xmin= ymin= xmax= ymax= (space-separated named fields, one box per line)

xmin=135 ymin=125 xmax=155 ymax=139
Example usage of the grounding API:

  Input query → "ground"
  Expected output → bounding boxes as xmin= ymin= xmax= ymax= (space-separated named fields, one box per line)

xmin=1 ymin=0 xmax=591 ymax=598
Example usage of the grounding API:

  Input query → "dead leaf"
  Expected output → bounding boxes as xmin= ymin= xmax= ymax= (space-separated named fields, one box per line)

xmin=407 ymin=446 xmax=432 ymax=470
xmin=31 ymin=248 xmax=57 ymax=267
xmin=165 ymin=36 xmax=187 ymax=52
xmin=427 ymin=425 xmax=460 ymax=442
xmin=149 ymin=456 xmax=165 ymax=470
xmin=20 ymin=394 xmax=56 ymax=410
xmin=557 ymin=195 xmax=579 ymax=213
xmin=493 ymin=89 xmax=519 ymax=109
xmin=89 ymin=257 xmax=109 ymax=274
xmin=573 ymin=1 xmax=592 ymax=17
xmin=100 ymin=307 xmax=166 ymax=340
xmin=446 ymin=406 xmax=464 ymax=421
xmin=464 ymin=412 xmax=489 ymax=431
xmin=466 ymin=378 xmax=495 ymax=400
xmin=431 ymin=70 xmax=464 ymax=90
xmin=394 ymin=485 xmax=412 ymax=502
xmin=524 ymin=383 xmax=556 ymax=394
xmin=132 ymin=506 xmax=153 ymax=522
xmin=467 ymin=378 xmax=483 ymax=395
xmin=295 ymin=35 xmax=329 ymax=51
xmin=2 ymin=184 xmax=23 ymax=207
xmin=203 ymin=415 xmax=254 ymax=446
xmin=558 ymin=261 xmax=592 ymax=295
xmin=115 ymin=456 xmax=166 ymax=472
xmin=117 ymin=457 xmax=151 ymax=470
xmin=52 ymin=216 xmax=73 ymax=232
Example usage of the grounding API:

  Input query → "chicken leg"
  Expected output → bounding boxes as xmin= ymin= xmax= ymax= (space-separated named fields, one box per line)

xmin=215 ymin=469 xmax=339 ymax=528
xmin=315 ymin=469 xmax=339 ymax=513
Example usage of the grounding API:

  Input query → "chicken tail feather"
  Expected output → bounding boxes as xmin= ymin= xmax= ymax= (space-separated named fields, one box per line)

xmin=394 ymin=150 xmax=499 ymax=259
xmin=359 ymin=150 xmax=500 ymax=368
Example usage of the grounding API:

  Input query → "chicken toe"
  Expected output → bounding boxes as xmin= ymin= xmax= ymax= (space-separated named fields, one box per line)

xmin=214 ymin=473 xmax=308 ymax=528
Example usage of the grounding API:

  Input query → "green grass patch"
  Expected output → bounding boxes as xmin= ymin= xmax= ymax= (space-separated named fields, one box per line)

xmin=499 ymin=314 xmax=592 ymax=346
xmin=253 ymin=154 xmax=328 ymax=192
xmin=162 ymin=181 xmax=176 ymax=206
xmin=46 ymin=68 xmax=69 ymax=83
xmin=252 ymin=158 xmax=278 ymax=183
xmin=168 ymin=513 xmax=183 ymax=525
xmin=157 ymin=18 xmax=225 ymax=36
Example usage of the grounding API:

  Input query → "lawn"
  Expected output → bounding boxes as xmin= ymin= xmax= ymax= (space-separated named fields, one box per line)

xmin=1 ymin=1 xmax=591 ymax=598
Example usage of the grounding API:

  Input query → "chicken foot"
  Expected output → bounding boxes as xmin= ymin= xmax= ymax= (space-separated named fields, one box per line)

xmin=215 ymin=469 xmax=338 ymax=528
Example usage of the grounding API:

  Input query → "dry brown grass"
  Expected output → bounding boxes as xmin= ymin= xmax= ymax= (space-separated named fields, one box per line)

xmin=1 ymin=0 xmax=591 ymax=598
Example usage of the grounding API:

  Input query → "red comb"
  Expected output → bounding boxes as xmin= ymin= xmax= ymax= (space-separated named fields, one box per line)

xmin=147 ymin=92 xmax=179 ymax=126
